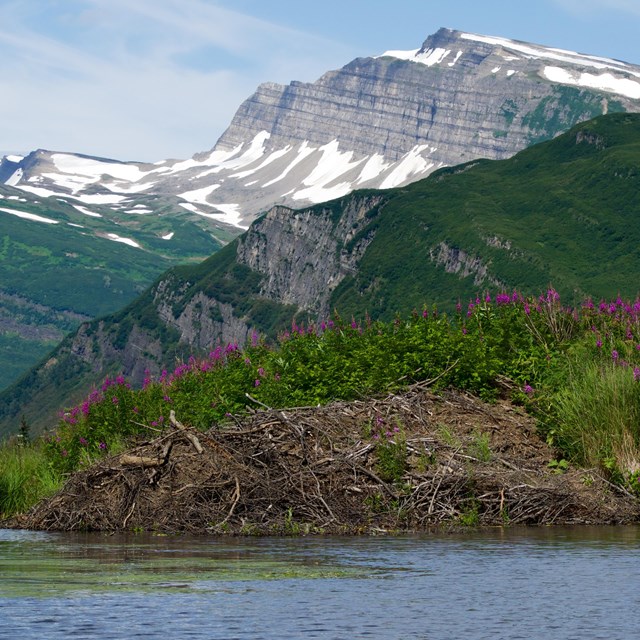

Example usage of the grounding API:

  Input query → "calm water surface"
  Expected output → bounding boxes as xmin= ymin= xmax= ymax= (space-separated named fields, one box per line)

xmin=1 ymin=526 xmax=639 ymax=639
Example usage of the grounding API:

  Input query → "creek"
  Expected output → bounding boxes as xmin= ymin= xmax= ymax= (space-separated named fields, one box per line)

xmin=1 ymin=526 xmax=639 ymax=639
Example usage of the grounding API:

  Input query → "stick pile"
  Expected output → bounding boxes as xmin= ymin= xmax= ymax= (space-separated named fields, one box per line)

xmin=16 ymin=386 xmax=639 ymax=533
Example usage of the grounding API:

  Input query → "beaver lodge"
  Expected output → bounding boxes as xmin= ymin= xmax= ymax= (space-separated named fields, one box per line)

xmin=9 ymin=384 xmax=640 ymax=534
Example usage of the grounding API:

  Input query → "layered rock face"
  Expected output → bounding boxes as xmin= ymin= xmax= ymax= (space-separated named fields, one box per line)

xmin=3 ymin=28 xmax=640 ymax=229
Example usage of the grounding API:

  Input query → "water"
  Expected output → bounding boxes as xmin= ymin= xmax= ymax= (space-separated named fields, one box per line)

xmin=1 ymin=527 xmax=639 ymax=639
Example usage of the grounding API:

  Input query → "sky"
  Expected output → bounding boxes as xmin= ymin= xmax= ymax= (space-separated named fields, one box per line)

xmin=1 ymin=0 xmax=640 ymax=162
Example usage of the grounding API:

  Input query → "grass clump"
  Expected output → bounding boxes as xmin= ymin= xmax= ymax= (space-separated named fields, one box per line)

xmin=0 ymin=440 xmax=63 ymax=517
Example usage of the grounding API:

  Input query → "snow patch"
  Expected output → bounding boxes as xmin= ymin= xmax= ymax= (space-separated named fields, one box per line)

xmin=262 ymin=141 xmax=317 ymax=188
xmin=448 ymin=50 xmax=463 ymax=66
xmin=52 ymin=154 xmax=149 ymax=182
xmin=461 ymin=32 xmax=640 ymax=76
xmin=0 ymin=207 xmax=59 ymax=224
xmin=507 ymin=70 xmax=516 ymax=77
xmin=179 ymin=184 xmax=221 ymax=205
xmin=179 ymin=202 xmax=246 ymax=229
xmin=230 ymin=145 xmax=292 ymax=179
xmin=5 ymin=155 xmax=23 ymax=163
xmin=491 ymin=66 xmax=501 ymax=73
xmin=379 ymin=47 xmax=451 ymax=67
xmin=291 ymin=140 xmax=364 ymax=203
xmin=356 ymin=154 xmax=391 ymax=184
xmin=543 ymin=66 xmax=640 ymax=99
xmin=162 ymin=232 xmax=174 ymax=240
xmin=379 ymin=145 xmax=435 ymax=189
xmin=106 ymin=233 xmax=141 ymax=248
xmin=72 ymin=204 xmax=102 ymax=218
xmin=5 ymin=168 xmax=23 ymax=186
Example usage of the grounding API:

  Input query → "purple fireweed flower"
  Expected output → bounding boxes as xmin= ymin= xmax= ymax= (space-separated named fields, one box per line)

xmin=423 ymin=308 xmax=429 ymax=318
xmin=455 ymin=302 xmax=462 ymax=313
xmin=254 ymin=379 xmax=261 ymax=387
xmin=61 ymin=450 xmax=68 ymax=457
xmin=79 ymin=437 xmax=88 ymax=446
xmin=99 ymin=442 xmax=107 ymax=450
xmin=258 ymin=367 xmax=265 ymax=377
xmin=351 ymin=319 xmax=358 ymax=329
xmin=251 ymin=331 xmax=259 ymax=347
xmin=596 ymin=340 xmax=602 ymax=349
xmin=163 ymin=395 xmax=172 ymax=403
xmin=244 ymin=357 xmax=251 ymax=366
xmin=320 ymin=321 xmax=327 ymax=331
xmin=132 ymin=406 xmax=139 ymax=414
xmin=274 ymin=373 xmax=281 ymax=381
xmin=612 ymin=350 xmax=619 ymax=361
xmin=112 ymin=396 xmax=119 ymax=405
xmin=462 ymin=327 xmax=468 ymax=335
xmin=523 ymin=384 xmax=534 ymax=396
xmin=524 ymin=303 xmax=531 ymax=316
xmin=115 ymin=375 xmax=126 ymax=385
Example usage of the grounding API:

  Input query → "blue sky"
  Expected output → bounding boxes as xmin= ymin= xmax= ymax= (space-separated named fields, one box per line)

xmin=1 ymin=0 xmax=639 ymax=161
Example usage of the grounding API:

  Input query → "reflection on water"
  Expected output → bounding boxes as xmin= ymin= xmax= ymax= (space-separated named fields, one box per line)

xmin=1 ymin=526 xmax=639 ymax=639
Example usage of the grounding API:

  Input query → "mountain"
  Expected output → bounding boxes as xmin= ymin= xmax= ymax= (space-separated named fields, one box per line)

xmin=3 ymin=27 xmax=640 ymax=389
xmin=2 ymin=112 xmax=640 ymax=437
xmin=4 ymin=28 xmax=640 ymax=230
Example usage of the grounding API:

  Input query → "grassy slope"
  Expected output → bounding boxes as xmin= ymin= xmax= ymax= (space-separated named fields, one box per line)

xmin=331 ymin=113 xmax=640 ymax=318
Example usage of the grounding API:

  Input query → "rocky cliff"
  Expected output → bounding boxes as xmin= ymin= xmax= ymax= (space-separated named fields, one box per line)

xmin=4 ymin=28 xmax=640 ymax=229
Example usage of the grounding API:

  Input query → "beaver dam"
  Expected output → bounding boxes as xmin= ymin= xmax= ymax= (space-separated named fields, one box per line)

xmin=10 ymin=384 xmax=640 ymax=534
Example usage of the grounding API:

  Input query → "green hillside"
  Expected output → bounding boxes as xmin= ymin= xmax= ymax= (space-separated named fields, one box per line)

xmin=0 ymin=190 xmax=234 ymax=389
xmin=330 ymin=113 xmax=640 ymax=317
xmin=2 ymin=112 xmax=640 ymax=437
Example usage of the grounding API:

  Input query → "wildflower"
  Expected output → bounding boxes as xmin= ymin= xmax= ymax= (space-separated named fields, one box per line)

xmin=99 ymin=442 xmax=107 ymax=451
xmin=596 ymin=340 xmax=602 ymax=349
xmin=523 ymin=384 xmax=534 ymax=396
xmin=163 ymin=395 xmax=172 ymax=403
xmin=79 ymin=437 xmax=88 ymax=446
xmin=115 ymin=375 xmax=126 ymax=385
xmin=612 ymin=350 xmax=619 ymax=361
xmin=254 ymin=379 xmax=261 ymax=387
xmin=61 ymin=450 xmax=68 ymax=457
xmin=112 ymin=396 xmax=119 ymax=405
xmin=258 ymin=367 xmax=265 ymax=377
xmin=132 ymin=406 xmax=139 ymax=414
xmin=634 ymin=367 xmax=640 ymax=382
xmin=274 ymin=373 xmax=281 ymax=381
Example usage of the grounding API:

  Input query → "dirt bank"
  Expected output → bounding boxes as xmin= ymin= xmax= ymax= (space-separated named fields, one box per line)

xmin=8 ymin=385 xmax=640 ymax=534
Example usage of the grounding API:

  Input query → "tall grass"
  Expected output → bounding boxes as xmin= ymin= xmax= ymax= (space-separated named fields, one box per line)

xmin=0 ymin=441 xmax=63 ymax=517
xmin=552 ymin=361 xmax=640 ymax=473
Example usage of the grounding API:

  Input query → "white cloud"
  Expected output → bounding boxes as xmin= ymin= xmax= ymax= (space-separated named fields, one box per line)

xmin=0 ymin=0 xmax=357 ymax=161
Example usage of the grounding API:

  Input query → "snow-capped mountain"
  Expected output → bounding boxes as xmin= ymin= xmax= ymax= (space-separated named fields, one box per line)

xmin=3 ymin=27 xmax=640 ymax=231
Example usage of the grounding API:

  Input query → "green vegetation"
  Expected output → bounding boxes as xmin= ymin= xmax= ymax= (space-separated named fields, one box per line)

xmin=4 ymin=288 xmax=640 ymax=518
xmin=331 ymin=113 xmax=640 ymax=319
xmin=0 ymin=439 xmax=62 ymax=516
xmin=0 ymin=189 xmax=230 ymax=392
